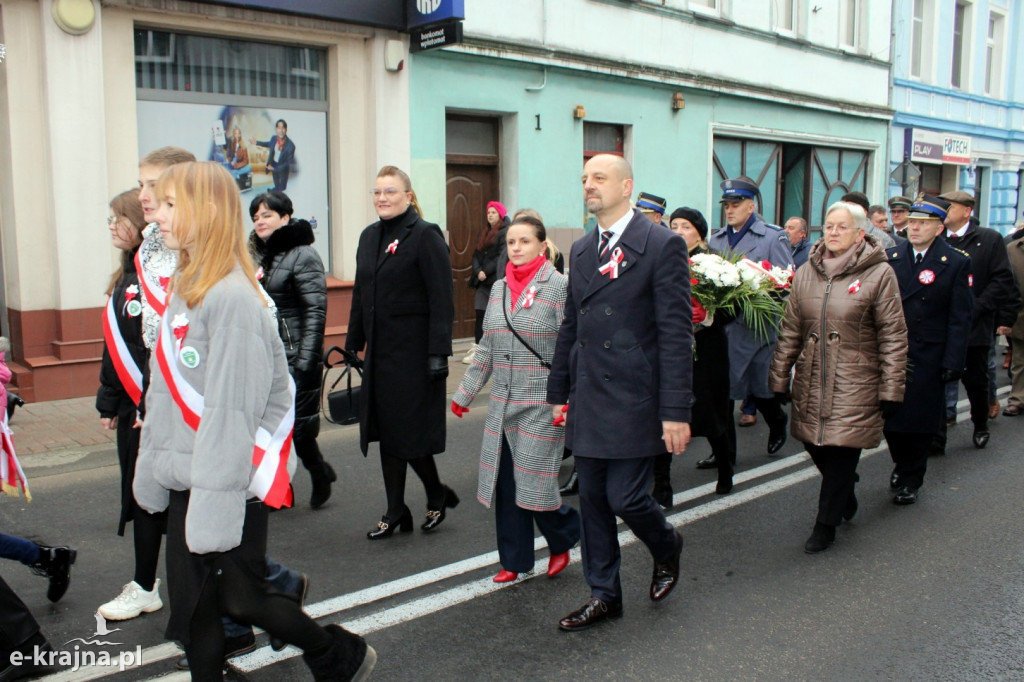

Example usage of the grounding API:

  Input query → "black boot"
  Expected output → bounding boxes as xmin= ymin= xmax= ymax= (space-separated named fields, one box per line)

xmin=30 ymin=545 xmax=77 ymax=602
xmin=303 ymin=624 xmax=377 ymax=682
xmin=310 ymin=462 xmax=337 ymax=510
xmin=803 ymin=522 xmax=836 ymax=554
xmin=559 ymin=467 xmax=579 ymax=496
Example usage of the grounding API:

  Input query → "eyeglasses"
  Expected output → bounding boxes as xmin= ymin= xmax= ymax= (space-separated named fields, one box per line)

xmin=106 ymin=216 xmax=121 ymax=226
xmin=823 ymin=224 xmax=855 ymax=233
xmin=370 ymin=188 xmax=404 ymax=198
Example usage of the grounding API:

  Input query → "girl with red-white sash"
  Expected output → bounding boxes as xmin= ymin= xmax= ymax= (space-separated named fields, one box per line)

xmin=133 ymin=162 xmax=375 ymax=681
xmin=95 ymin=190 xmax=169 ymax=623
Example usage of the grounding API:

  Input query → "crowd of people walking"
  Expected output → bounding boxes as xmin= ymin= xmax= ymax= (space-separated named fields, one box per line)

xmin=2 ymin=145 xmax=1023 ymax=681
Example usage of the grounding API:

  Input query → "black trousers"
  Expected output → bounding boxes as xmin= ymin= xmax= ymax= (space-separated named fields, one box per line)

xmin=380 ymin=450 xmax=444 ymax=520
xmin=575 ymin=455 xmax=676 ymax=604
xmin=805 ymin=444 xmax=861 ymax=527
xmin=885 ymin=431 xmax=929 ymax=489
xmin=0 ymin=572 xmax=39 ymax=658
xmin=474 ymin=310 xmax=486 ymax=344
xmin=935 ymin=346 xmax=991 ymax=453
xmin=294 ymin=434 xmax=327 ymax=474
xmin=494 ymin=437 xmax=580 ymax=573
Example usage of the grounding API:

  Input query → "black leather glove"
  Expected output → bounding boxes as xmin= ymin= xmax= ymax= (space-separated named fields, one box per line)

xmin=774 ymin=392 xmax=791 ymax=406
xmin=940 ymin=368 xmax=963 ymax=384
xmin=879 ymin=400 xmax=902 ymax=419
xmin=428 ymin=355 xmax=449 ymax=382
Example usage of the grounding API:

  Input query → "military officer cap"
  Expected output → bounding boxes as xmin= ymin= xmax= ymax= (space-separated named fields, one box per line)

xmin=887 ymin=195 xmax=912 ymax=210
xmin=908 ymin=193 xmax=950 ymax=221
xmin=938 ymin=189 xmax=976 ymax=207
xmin=636 ymin=192 xmax=667 ymax=215
xmin=720 ymin=176 xmax=759 ymax=203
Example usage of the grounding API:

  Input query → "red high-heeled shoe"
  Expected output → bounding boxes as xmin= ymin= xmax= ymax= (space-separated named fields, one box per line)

xmin=493 ymin=569 xmax=518 ymax=583
xmin=547 ymin=551 xmax=570 ymax=578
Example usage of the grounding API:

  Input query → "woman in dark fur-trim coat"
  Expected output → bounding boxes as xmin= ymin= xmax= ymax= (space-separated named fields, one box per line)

xmin=249 ymin=190 xmax=334 ymax=509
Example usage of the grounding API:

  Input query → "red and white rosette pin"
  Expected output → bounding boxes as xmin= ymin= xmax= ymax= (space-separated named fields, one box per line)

xmin=255 ymin=266 xmax=264 ymax=281
xmin=918 ymin=269 xmax=936 ymax=285
xmin=968 ymin=274 xmax=973 ymax=288
xmin=598 ymin=247 xmax=625 ymax=279
xmin=847 ymin=279 xmax=861 ymax=294
xmin=522 ymin=285 xmax=536 ymax=309
xmin=386 ymin=239 xmax=399 ymax=255
xmin=171 ymin=313 xmax=189 ymax=352
xmin=124 ymin=284 xmax=142 ymax=317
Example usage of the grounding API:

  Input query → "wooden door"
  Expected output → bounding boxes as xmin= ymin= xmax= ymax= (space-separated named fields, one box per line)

xmin=446 ymin=163 xmax=497 ymax=340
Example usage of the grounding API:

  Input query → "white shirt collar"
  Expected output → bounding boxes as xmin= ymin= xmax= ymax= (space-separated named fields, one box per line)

xmin=596 ymin=208 xmax=635 ymax=254
xmin=947 ymin=223 xmax=969 ymax=238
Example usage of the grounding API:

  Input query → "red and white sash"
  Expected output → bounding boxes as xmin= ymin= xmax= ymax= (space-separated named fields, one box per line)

xmin=0 ymin=409 xmax=30 ymax=501
xmin=155 ymin=312 xmax=296 ymax=509
xmin=134 ymin=248 xmax=168 ymax=318
xmin=102 ymin=295 xmax=144 ymax=406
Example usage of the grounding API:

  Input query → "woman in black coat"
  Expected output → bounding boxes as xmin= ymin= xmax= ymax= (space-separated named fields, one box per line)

xmin=346 ymin=166 xmax=458 ymax=539
xmin=463 ymin=201 xmax=509 ymax=364
xmin=652 ymin=207 xmax=735 ymax=505
xmin=96 ymin=189 xmax=168 ymax=621
xmin=249 ymin=191 xmax=334 ymax=509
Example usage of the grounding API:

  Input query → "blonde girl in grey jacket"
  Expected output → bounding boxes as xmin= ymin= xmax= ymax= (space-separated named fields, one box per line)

xmin=134 ymin=162 xmax=375 ymax=681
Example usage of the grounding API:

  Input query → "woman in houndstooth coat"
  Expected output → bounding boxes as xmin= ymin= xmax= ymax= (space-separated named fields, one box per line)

xmin=453 ymin=216 xmax=581 ymax=583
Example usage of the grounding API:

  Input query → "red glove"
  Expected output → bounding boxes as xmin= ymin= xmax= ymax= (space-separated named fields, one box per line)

xmin=692 ymin=297 xmax=708 ymax=326
xmin=451 ymin=401 xmax=469 ymax=418
xmin=553 ymin=403 xmax=568 ymax=427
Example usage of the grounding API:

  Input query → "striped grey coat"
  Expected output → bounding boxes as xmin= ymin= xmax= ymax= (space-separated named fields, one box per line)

xmin=454 ymin=261 xmax=566 ymax=511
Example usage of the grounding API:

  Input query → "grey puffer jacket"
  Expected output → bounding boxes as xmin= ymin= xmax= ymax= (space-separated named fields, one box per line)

xmin=770 ymin=236 xmax=908 ymax=449
xmin=135 ymin=268 xmax=295 ymax=554
xmin=249 ymin=220 xmax=326 ymax=442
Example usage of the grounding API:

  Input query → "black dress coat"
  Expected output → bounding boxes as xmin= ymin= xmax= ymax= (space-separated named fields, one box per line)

xmin=96 ymin=249 xmax=148 ymax=535
xmin=249 ymin=219 xmax=327 ymax=442
xmin=470 ymin=217 xmax=509 ymax=310
xmin=884 ymin=238 xmax=973 ymax=434
xmin=346 ymin=206 xmax=454 ymax=459
xmin=945 ymin=222 xmax=1020 ymax=346
xmin=547 ymin=210 xmax=694 ymax=458
xmin=689 ymin=246 xmax=732 ymax=440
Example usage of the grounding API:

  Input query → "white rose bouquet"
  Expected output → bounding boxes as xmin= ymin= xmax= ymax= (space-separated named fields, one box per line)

xmin=689 ymin=253 xmax=791 ymax=341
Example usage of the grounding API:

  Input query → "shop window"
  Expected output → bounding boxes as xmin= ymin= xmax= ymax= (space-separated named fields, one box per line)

xmin=583 ymin=123 xmax=624 ymax=162
xmin=134 ymin=29 xmax=326 ymax=101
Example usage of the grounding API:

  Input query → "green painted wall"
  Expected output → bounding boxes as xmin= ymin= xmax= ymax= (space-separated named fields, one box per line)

xmin=410 ymin=50 xmax=889 ymax=231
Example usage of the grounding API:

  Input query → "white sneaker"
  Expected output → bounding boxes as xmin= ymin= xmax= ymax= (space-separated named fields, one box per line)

xmin=461 ymin=344 xmax=477 ymax=365
xmin=98 ymin=579 xmax=163 ymax=620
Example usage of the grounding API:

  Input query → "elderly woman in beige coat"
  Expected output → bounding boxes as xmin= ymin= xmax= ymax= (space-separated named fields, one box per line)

xmin=770 ymin=202 xmax=907 ymax=554
xmin=452 ymin=215 xmax=580 ymax=583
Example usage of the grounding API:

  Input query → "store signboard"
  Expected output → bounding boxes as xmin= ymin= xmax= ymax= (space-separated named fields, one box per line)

xmin=407 ymin=0 xmax=465 ymax=29
xmin=137 ymin=101 xmax=332 ymax=267
xmin=907 ymin=129 xmax=972 ymax=165
xmin=195 ymin=0 xmax=404 ymax=29
xmin=410 ymin=22 xmax=464 ymax=53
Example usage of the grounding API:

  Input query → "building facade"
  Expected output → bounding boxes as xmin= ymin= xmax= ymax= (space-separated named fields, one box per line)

xmin=889 ymin=0 xmax=1024 ymax=233
xmin=408 ymin=0 xmax=895 ymax=338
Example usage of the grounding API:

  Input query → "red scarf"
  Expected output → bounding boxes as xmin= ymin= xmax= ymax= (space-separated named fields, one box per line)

xmin=505 ymin=254 xmax=546 ymax=310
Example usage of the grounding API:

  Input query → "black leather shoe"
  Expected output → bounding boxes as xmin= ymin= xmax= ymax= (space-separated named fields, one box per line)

xmin=309 ymin=462 xmax=337 ymax=510
xmin=30 ymin=545 xmax=77 ymax=603
xmin=558 ymin=598 xmax=623 ymax=631
xmin=367 ymin=506 xmax=413 ymax=539
xmin=767 ymin=414 xmax=788 ymax=455
xmin=842 ymin=492 xmax=858 ymax=521
xmin=890 ymin=470 xmax=901 ymax=489
xmin=559 ymin=469 xmax=579 ymax=496
xmin=803 ymin=522 xmax=835 ymax=554
xmin=652 ymin=476 xmax=673 ymax=510
xmin=650 ymin=531 xmax=683 ymax=602
xmin=972 ymin=430 xmax=990 ymax=449
xmin=715 ymin=475 xmax=733 ymax=495
xmin=695 ymin=455 xmax=717 ymax=469
xmin=270 ymin=574 xmax=310 ymax=651
xmin=422 ymin=486 xmax=460 ymax=532
xmin=894 ymin=485 xmax=918 ymax=505
xmin=176 ymin=632 xmax=258 ymax=671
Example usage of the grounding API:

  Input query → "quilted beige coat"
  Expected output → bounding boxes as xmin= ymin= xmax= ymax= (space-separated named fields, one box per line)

xmin=770 ymin=236 xmax=908 ymax=449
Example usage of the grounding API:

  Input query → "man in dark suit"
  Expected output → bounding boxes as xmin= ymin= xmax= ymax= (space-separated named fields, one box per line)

xmin=935 ymin=190 xmax=1019 ymax=450
xmin=251 ymin=119 xmax=296 ymax=192
xmin=884 ymin=195 xmax=972 ymax=505
xmin=548 ymin=154 xmax=693 ymax=631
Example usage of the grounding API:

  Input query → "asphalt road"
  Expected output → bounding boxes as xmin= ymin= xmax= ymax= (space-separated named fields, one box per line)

xmin=3 ymin=386 xmax=1024 ymax=681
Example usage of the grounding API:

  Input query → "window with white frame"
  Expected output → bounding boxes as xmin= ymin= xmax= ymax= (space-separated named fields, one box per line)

xmin=773 ymin=0 xmax=797 ymax=34
xmin=984 ymin=11 xmax=1005 ymax=97
xmin=909 ymin=0 xmax=934 ymax=81
xmin=690 ymin=0 xmax=717 ymax=9
xmin=951 ymin=1 xmax=971 ymax=90
xmin=840 ymin=0 xmax=860 ymax=49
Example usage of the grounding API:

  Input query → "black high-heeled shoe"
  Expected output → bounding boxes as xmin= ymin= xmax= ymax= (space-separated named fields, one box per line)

xmin=422 ymin=486 xmax=460 ymax=532
xmin=366 ymin=506 xmax=413 ymax=540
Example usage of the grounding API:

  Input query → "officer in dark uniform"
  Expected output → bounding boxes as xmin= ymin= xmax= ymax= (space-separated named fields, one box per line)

xmin=888 ymin=195 xmax=912 ymax=238
xmin=884 ymin=195 xmax=972 ymax=505
xmin=636 ymin=192 xmax=667 ymax=226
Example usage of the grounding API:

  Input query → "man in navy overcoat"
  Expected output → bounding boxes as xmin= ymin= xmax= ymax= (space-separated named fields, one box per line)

xmin=884 ymin=194 xmax=972 ymax=505
xmin=547 ymin=154 xmax=693 ymax=631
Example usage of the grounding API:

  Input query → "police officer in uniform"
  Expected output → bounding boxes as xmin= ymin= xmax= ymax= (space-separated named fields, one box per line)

xmin=888 ymin=195 xmax=912 ymax=239
xmin=707 ymin=177 xmax=793 ymax=460
xmin=884 ymin=195 xmax=972 ymax=504
xmin=636 ymin=192 xmax=667 ymax=226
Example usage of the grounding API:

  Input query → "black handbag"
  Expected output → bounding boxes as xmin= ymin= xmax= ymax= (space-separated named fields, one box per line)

xmin=322 ymin=346 xmax=362 ymax=426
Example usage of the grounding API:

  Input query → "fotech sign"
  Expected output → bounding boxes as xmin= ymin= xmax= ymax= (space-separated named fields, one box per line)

xmin=907 ymin=129 xmax=972 ymax=165
xmin=407 ymin=0 xmax=465 ymax=52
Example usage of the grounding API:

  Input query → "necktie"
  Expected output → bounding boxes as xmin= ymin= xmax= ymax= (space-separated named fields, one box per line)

xmin=598 ymin=230 xmax=613 ymax=260
xmin=915 ymin=253 xmax=923 ymax=266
